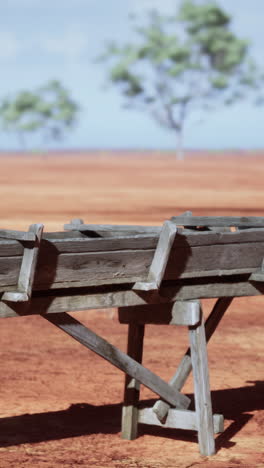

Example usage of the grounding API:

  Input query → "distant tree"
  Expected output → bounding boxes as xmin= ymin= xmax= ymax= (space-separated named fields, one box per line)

xmin=0 ymin=80 xmax=79 ymax=149
xmin=98 ymin=0 xmax=264 ymax=159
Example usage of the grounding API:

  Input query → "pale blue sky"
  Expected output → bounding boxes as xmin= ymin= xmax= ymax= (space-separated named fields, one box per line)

xmin=1 ymin=0 xmax=263 ymax=150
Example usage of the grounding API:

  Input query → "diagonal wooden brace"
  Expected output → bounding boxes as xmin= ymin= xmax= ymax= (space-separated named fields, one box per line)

xmin=43 ymin=312 xmax=190 ymax=409
xmin=133 ymin=220 xmax=177 ymax=291
xmin=2 ymin=224 xmax=43 ymax=302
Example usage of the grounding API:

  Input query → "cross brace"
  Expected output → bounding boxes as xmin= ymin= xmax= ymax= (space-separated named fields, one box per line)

xmin=43 ymin=312 xmax=190 ymax=410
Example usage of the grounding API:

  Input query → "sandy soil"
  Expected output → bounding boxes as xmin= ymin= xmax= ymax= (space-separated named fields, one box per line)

xmin=0 ymin=151 xmax=263 ymax=467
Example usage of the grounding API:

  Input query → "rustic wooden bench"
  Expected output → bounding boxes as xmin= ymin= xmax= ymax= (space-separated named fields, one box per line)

xmin=1 ymin=215 xmax=264 ymax=456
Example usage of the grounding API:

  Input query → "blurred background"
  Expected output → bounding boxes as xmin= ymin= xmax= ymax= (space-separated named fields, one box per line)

xmin=0 ymin=0 xmax=264 ymax=231
xmin=1 ymin=0 xmax=263 ymax=151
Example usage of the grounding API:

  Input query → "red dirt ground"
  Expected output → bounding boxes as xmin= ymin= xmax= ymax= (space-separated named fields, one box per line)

xmin=0 ymin=151 xmax=263 ymax=468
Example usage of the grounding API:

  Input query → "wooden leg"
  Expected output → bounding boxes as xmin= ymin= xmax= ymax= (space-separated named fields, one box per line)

xmin=189 ymin=311 xmax=215 ymax=456
xmin=121 ymin=322 xmax=145 ymax=440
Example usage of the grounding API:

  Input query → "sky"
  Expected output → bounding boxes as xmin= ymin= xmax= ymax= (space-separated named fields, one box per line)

xmin=1 ymin=0 xmax=264 ymax=150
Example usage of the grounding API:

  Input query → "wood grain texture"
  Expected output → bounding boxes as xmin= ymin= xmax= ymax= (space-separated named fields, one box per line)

xmin=1 ymin=228 xmax=264 ymax=291
xmin=0 ymin=280 xmax=260 ymax=319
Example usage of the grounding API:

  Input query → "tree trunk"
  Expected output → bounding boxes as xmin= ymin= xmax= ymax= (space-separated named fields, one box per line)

xmin=176 ymin=128 xmax=184 ymax=161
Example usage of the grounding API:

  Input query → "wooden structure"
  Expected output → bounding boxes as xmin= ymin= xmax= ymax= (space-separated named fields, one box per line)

xmin=1 ymin=215 xmax=264 ymax=456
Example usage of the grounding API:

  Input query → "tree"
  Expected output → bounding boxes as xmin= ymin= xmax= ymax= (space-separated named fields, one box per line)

xmin=98 ymin=0 xmax=264 ymax=159
xmin=0 ymin=80 xmax=79 ymax=149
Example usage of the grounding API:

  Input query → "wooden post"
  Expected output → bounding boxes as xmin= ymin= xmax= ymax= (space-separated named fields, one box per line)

xmin=2 ymin=223 xmax=43 ymax=302
xmin=121 ymin=322 xmax=145 ymax=440
xmin=133 ymin=220 xmax=177 ymax=291
xmin=189 ymin=309 xmax=215 ymax=456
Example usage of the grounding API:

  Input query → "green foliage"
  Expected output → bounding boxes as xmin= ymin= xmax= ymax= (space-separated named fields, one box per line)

xmin=98 ymin=0 xmax=263 ymax=158
xmin=0 ymin=80 xmax=79 ymax=147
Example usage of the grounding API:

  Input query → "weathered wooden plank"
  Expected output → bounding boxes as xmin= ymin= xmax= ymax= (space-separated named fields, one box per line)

xmin=152 ymin=297 xmax=233 ymax=422
xmin=44 ymin=235 xmax=157 ymax=253
xmin=133 ymin=221 xmax=177 ymax=291
xmin=43 ymin=312 xmax=190 ymax=409
xmin=64 ymin=223 xmax=161 ymax=236
xmin=0 ymin=235 xmax=158 ymax=257
xmin=2 ymin=224 xmax=43 ymax=302
xmin=3 ymin=226 xmax=264 ymax=255
xmin=119 ymin=301 xmax=200 ymax=326
xmin=2 ymin=227 xmax=264 ymax=260
xmin=189 ymin=314 xmax=215 ymax=456
xmin=35 ymin=240 xmax=264 ymax=283
xmin=138 ymin=408 xmax=224 ymax=433
xmin=122 ymin=323 xmax=145 ymax=440
xmin=1 ymin=235 xmax=264 ymax=290
xmin=171 ymin=215 xmax=264 ymax=228
xmin=0 ymin=249 xmax=153 ymax=291
xmin=165 ymin=241 xmax=264 ymax=280
xmin=0 ymin=229 xmax=36 ymax=241
xmin=0 ymin=281 xmax=258 ymax=319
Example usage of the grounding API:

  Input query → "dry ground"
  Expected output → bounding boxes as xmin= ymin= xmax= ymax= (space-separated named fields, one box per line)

xmin=0 ymin=151 xmax=263 ymax=468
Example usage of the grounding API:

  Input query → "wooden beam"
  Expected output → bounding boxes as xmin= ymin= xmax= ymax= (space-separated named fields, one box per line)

xmin=2 ymin=228 xmax=264 ymax=290
xmin=64 ymin=223 xmax=161 ymax=236
xmin=43 ymin=312 xmax=190 ymax=409
xmin=0 ymin=229 xmax=36 ymax=241
xmin=133 ymin=221 xmax=177 ymax=291
xmin=138 ymin=408 xmax=224 ymax=434
xmin=171 ymin=215 xmax=264 ymax=228
xmin=0 ymin=282 xmax=256 ymax=320
xmin=119 ymin=301 xmax=201 ymax=326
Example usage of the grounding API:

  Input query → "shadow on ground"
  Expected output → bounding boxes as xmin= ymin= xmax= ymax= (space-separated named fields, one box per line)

xmin=0 ymin=381 xmax=262 ymax=450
